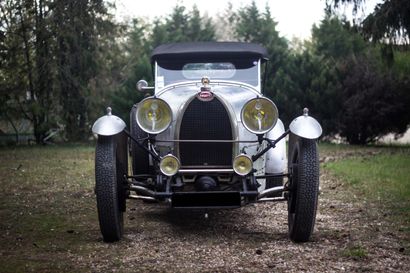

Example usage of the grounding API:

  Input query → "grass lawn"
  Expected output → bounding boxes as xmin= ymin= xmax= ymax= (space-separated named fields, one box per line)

xmin=323 ymin=144 xmax=410 ymax=229
xmin=0 ymin=145 xmax=97 ymax=272
xmin=0 ymin=143 xmax=409 ymax=271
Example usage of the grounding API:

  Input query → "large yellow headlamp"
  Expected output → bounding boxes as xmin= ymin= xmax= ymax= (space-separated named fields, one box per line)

xmin=136 ymin=97 xmax=172 ymax=134
xmin=233 ymin=154 xmax=253 ymax=176
xmin=241 ymin=97 xmax=278 ymax=134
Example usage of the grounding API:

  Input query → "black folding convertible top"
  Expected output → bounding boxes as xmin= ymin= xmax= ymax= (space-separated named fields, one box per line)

xmin=151 ymin=42 xmax=269 ymax=63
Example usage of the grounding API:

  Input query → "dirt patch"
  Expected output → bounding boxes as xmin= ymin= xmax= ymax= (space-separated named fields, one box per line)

xmin=73 ymin=171 xmax=408 ymax=273
xmin=0 ymin=146 xmax=409 ymax=272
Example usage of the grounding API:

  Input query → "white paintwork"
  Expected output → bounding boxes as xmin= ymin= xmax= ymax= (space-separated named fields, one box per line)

xmin=266 ymin=119 xmax=287 ymax=174
xmin=154 ymin=83 xmax=262 ymax=160
xmin=152 ymin=81 xmax=289 ymax=194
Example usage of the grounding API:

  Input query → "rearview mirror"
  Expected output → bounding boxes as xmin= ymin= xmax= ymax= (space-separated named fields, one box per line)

xmin=136 ymin=80 xmax=154 ymax=92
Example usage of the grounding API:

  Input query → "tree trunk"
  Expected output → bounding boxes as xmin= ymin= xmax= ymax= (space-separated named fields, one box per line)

xmin=4 ymin=112 xmax=19 ymax=144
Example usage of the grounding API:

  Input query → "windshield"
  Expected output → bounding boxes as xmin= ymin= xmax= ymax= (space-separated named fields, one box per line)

xmin=156 ymin=59 xmax=260 ymax=88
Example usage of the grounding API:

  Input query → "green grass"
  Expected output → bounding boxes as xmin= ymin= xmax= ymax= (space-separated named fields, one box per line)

xmin=319 ymin=142 xmax=357 ymax=153
xmin=342 ymin=245 xmax=368 ymax=260
xmin=1 ymin=143 xmax=409 ymax=271
xmin=0 ymin=145 xmax=97 ymax=273
xmin=324 ymin=146 xmax=410 ymax=225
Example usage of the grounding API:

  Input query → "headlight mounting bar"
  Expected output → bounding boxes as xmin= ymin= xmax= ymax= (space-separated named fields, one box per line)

xmin=155 ymin=139 xmax=259 ymax=143
xmin=124 ymin=129 xmax=161 ymax=162
xmin=251 ymin=129 xmax=290 ymax=162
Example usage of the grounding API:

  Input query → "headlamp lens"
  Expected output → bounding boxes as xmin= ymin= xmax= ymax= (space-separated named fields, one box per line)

xmin=233 ymin=154 xmax=253 ymax=176
xmin=160 ymin=155 xmax=180 ymax=176
xmin=241 ymin=98 xmax=278 ymax=134
xmin=136 ymin=98 xmax=172 ymax=134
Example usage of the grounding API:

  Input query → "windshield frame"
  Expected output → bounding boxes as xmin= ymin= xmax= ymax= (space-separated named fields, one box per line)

xmin=154 ymin=59 xmax=261 ymax=92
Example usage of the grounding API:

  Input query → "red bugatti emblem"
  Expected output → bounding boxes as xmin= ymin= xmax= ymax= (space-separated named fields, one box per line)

xmin=197 ymin=90 xmax=214 ymax=101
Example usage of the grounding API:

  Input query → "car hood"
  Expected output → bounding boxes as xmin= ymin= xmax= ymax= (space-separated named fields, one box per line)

xmin=156 ymin=82 xmax=260 ymax=123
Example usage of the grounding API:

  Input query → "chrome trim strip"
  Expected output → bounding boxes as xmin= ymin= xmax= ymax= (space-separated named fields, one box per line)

xmin=257 ymin=59 xmax=261 ymax=91
xmin=179 ymin=168 xmax=234 ymax=174
xmin=214 ymin=93 xmax=239 ymax=157
xmin=181 ymin=165 xmax=231 ymax=168
xmin=155 ymin=62 xmax=158 ymax=90
xmin=156 ymin=80 xmax=261 ymax=96
xmin=174 ymin=94 xmax=199 ymax=158
xmin=156 ymin=139 xmax=258 ymax=143
xmin=129 ymin=194 xmax=156 ymax=201
xmin=257 ymin=197 xmax=286 ymax=202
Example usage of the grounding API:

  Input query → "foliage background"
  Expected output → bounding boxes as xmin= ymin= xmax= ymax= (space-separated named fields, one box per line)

xmin=1 ymin=0 xmax=409 ymax=144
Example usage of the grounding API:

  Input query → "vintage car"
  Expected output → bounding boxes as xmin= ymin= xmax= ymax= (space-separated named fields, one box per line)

xmin=92 ymin=42 xmax=322 ymax=243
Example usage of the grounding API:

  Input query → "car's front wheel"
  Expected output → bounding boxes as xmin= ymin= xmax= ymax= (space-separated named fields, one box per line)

xmin=95 ymin=133 xmax=128 ymax=242
xmin=287 ymin=134 xmax=319 ymax=242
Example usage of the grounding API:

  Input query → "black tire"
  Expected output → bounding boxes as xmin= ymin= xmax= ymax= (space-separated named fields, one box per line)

xmin=266 ymin=176 xmax=283 ymax=197
xmin=287 ymin=134 xmax=319 ymax=242
xmin=95 ymin=133 xmax=128 ymax=242
xmin=130 ymin=105 xmax=150 ymax=175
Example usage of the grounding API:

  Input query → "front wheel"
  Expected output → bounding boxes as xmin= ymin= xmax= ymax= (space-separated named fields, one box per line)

xmin=287 ymin=134 xmax=319 ymax=242
xmin=95 ymin=133 xmax=128 ymax=242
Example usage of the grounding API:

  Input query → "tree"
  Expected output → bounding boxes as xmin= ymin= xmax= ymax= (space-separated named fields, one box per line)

xmin=337 ymin=57 xmax=409 ymax=144
xmin=1 ymin=0 xmax=116 ymax=143
xmin=52 ymin=0 xmax=113 ymax=141
xmin=110 ymin=18 xmax=152 ymax=124
xmin=310 ymin=15 xmax=409 ymax=143
xmin=2 ymin=1 xmax=407 ymax=145
xmin=327 ymin=0 xmax=410 ymax=44
xmin=0 ymin=0 xmax=58 ymax=144
xmin=232 ymin=2 xmax=292 ymax=122
xmin=362 ymin=0 xmax=410 ymax=45
xmin=187 ymin=5 xmax=215 ymax=42
xmin=214 ymin=2 xmax=236 ymax=40
xmin=150 ymin=4 xmax=216 ymax=48
xmin=312 ymin=16 xmax=367 ymax=59
xmin=111 ymin=5 xmax=216 ymax=123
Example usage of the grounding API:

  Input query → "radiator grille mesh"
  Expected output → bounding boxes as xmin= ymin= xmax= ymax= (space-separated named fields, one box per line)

xmin=179 ymin=97 xmax=233 ymax=166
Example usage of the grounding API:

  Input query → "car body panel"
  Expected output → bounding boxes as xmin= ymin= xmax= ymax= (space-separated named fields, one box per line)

xmin=93 ymin=41 xmax=323 ymax=201
xmin=93 ymin=41 xmax=324 ymax=244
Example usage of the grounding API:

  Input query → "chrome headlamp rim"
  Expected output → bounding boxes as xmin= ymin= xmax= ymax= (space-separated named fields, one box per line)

xmin=136 ymin=97 xmax=172 ymax=135
xmin=159 ymin=154 xmax=180 ymax=176
xmin=233 ymin=154 xmax=253 ymax=176
xmin=240 ymin=97 xmax=278 ymax=135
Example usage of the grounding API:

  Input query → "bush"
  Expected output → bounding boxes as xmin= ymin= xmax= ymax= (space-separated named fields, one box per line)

xmin=337 ymin=57 xmax=409 ymax=144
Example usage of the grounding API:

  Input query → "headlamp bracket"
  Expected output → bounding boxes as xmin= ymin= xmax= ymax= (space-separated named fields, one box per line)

xmin=252 ymin=129 xmax=290 ymax=162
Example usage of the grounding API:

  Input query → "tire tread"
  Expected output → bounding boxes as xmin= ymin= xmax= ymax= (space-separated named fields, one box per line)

xmin=288 ymin=136 xmax=319 ymax=242
xmin=95 ymin=136 xmax=123 ymax=242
